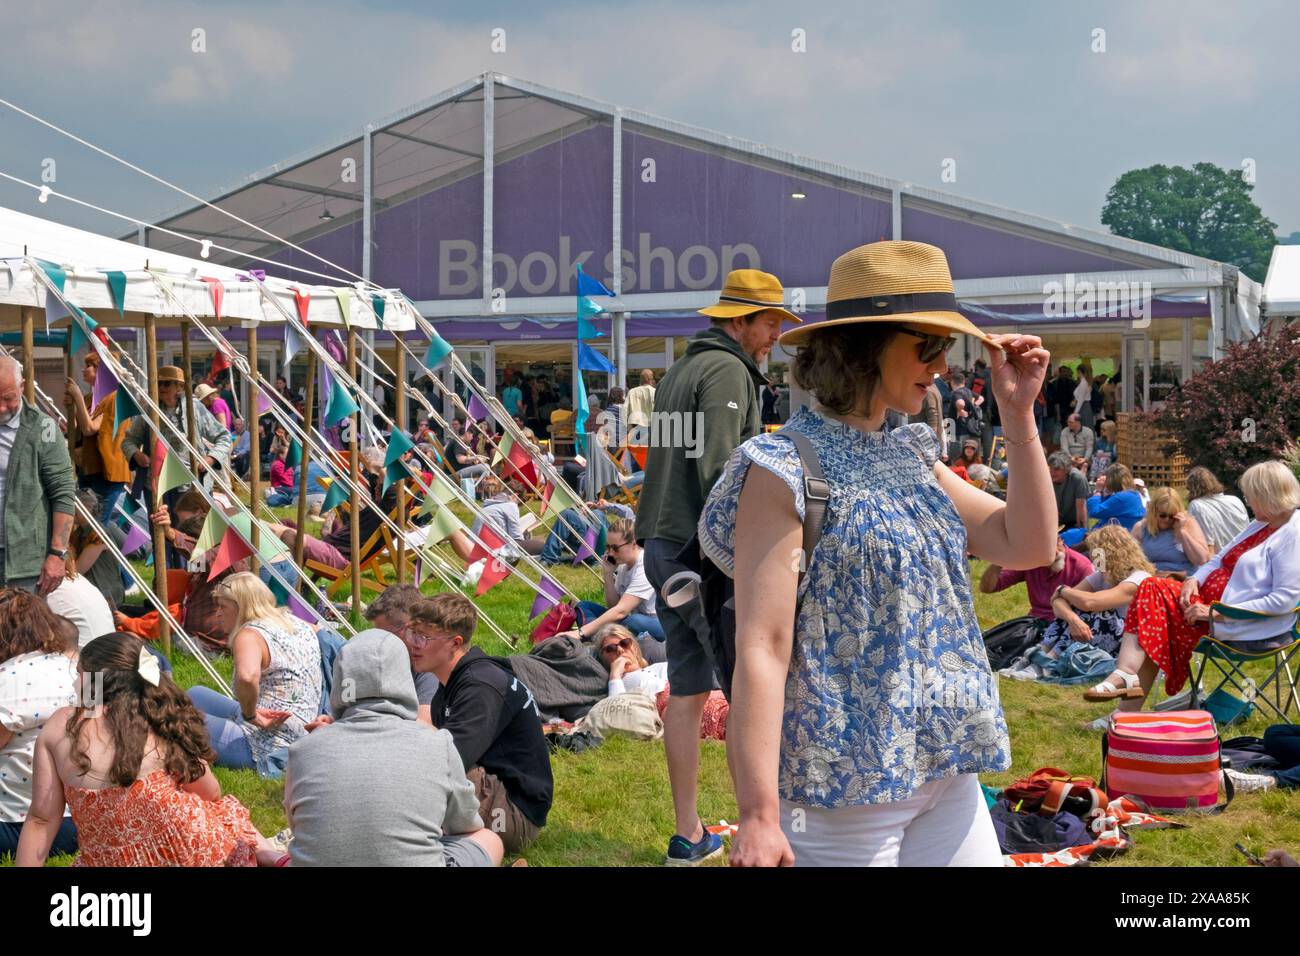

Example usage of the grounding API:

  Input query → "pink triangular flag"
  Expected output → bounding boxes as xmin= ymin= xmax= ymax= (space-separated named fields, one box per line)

xmin=208 ymin=526 xmax=255 ymax=580
xmin=200 ymin=277 xmax=224 ymax=321
xmin=293 ymin=287 xmax=311 ymax=327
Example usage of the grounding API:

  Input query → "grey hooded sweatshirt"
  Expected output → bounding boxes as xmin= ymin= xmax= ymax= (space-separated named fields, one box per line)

xmin=284 ymin=629 xmax=484 ymax=866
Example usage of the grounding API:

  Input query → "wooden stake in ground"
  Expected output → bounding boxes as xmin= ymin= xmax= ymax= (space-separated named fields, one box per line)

xmin=144 ymin=314 xmax=171 ymax=657
xmin=20 ymin=307 xmax=35 ymax=404
xmin=293 ymin=352 xmax=316 ymax=589
xmin=180 ymin=319 xmax=198 ymax=470
xmin=247 ymin=324 xmax=261 ymax=573
xmin=347 ymin=329 xmax=362 ymax=616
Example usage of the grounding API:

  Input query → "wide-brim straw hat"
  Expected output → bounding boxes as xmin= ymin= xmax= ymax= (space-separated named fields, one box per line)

xmin=194 ymin=383 xmax=218 ymax=401
xmin=158 ymin=365 xmax=186 ymax=385
xmin=778 ymin=240 xmax=1000 ymax=349
xmin=698 ymin=269 xmax=802 ymax=325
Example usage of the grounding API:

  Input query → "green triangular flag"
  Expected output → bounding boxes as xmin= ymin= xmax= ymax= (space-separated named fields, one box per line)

xmin=113 ymin=387 xmax=141 ymax=432
xmin=419 ymin=478 xmax=459 ymax=517
xmin=323 ymin=377 xmax=359 ymax=427
xmin=492 ymin=432 xmax=513 ymax=467
xmin=192 ymin=507 xmax=228 ymax=555
xmin=156 ymin=449 xmax=192 ymax=496
xmin=548 ymin=479 xmax=582 ymax=515
xmin=371 ymin=294 xmax=385 ymax=329
xmin=384 ymin=427 xmax=414 ymax=468
xmin=285 ymin=439 xmax=302 ymax=470
xmin=423 ymin=505 xmax=463 ymax=544
xmin=321 ymin=479 xmax=348 ymax=514
xmin=334 ymin=289 xmax=352 ymax=329
xmin=104 ymin=271 xmax=127 ymax=318
xmin=223 ymin=511 xmax=287 ymax=562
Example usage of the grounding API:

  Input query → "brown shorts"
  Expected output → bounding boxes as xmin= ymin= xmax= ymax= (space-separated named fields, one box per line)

xmin=466 ymin=766 xmax=540 ymax=856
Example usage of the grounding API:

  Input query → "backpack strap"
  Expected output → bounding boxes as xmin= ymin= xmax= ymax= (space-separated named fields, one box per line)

xmin=783 ymin=429 xmax=829 ymax=590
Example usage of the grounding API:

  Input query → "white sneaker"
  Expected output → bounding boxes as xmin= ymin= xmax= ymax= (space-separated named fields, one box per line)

xmin=124 ymin=582 xmax=143 ymax=599
xmin=1224 ymin=768 xmax=1276 ymax=795
xmin=1086 ymin=714 xmax=1114 ymax=732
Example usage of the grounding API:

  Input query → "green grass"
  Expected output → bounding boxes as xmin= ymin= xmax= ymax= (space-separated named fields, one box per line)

xmin=11 ymin=546 xmax=1298 ymax=867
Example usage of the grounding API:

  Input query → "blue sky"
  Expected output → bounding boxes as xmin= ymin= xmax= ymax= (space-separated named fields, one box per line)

xmin=1 ymin=0 xmax=1295 ymax=242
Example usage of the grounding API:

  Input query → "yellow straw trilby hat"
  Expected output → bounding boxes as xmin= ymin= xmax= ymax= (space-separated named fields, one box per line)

xmin=698 ymin=269 xmax=801 ymax=325
xmin=778 ymin=240 xmax=999 ymax=349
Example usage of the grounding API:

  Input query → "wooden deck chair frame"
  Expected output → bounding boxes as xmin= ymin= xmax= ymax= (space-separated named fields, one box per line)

xmin=304 ymin=497 xmax=410 ymax=600
xmin=1189 ymin=602 xmax=1300 ymax=725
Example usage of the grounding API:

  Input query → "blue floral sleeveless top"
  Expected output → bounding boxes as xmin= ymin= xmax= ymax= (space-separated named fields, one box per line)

xmin=699 ymin=408 xmax=1010 ymax=808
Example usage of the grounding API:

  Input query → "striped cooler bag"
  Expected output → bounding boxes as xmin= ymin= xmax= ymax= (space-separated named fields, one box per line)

xmin=1101 ymin=711 xmax=1233 ymax=813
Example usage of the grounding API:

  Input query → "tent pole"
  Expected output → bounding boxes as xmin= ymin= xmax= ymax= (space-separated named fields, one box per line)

xmin=144 ymin=313 xmax=171 ymax=657
xmin=180 ymin=320 xmax=198 ymax=469
xmin=293 ymin=352 xmax=316 ymax=589
xmin=348 ymin=329 xmax=362 ymax=617
xmin=394 ymin=339 xmax=407 ymax=584
xmin=247 ymin=325 xmax=261 ymax=573
xmin=20 ymin=307 xmax=35 ymax=404
xmin=64 ymin=345 xmax=76 ymax=464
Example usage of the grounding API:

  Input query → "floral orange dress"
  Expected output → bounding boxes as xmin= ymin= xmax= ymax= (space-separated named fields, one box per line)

xmin=1124 ymin=524 xmax=1278 ymax=694
xmin=64 ymin=769 xmax=261 ymax=867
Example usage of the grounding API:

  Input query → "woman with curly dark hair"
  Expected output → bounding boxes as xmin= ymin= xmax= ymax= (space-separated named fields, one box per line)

xmin=16 ymin=632 xmax=281 ymax=866
xmin=0 ymin=589 xmax=80 ymax=857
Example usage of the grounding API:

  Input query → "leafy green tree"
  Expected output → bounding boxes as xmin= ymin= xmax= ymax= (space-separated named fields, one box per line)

xmin=1101 ymin=163 xmax=1277 ymax=281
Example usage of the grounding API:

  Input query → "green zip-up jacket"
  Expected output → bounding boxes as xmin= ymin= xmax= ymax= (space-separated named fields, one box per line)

xmin=1 ymin=404 xmax=76 ymax=581
xmin=635 ymin=327 xmax=765 ymax=546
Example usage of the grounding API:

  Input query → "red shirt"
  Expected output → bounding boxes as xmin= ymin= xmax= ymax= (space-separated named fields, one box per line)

xmin=993 ymin=547 xmax=1095 ymax=620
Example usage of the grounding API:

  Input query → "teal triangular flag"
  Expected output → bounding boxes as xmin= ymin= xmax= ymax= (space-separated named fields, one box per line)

xmin=577 ymin=296 xmax=605 ymax=339
xmin=36 ymin=259 xmax=66 ymax=293
xmin=384 ymin=427 xmax=414 ymax=467
xmin=382 ymin=459 xmax=408 ymax=494
xmin=68 ymin=314 xmax=90 ymax=356
xmin=321 ymin=479 xmax=348 ymax=514
xmin=423 ymin=331 xmax=453 ymax=371
xmin=285 ymin=439 xmax=302 ymax=469
xmin=323 ymin=377 xmax=359 ymax=427
xmin=371 ymin=294 xmax=385 ymax=329
xmin=104 ymin=271 xmax=127 ymax=318
xmin=114 ymin=386 xmax=141 ymax=432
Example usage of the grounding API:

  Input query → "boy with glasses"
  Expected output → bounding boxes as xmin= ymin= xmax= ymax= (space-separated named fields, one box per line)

xmin=409 ymin=593 xmax=552 ymax=855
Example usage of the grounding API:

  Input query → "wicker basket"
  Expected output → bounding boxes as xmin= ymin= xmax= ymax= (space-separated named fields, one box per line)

xmin=1115 ymin=412 xmax=1189 ymax=489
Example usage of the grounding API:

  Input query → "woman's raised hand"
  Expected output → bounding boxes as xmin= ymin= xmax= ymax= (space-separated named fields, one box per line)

xmin=984 ymin=334 xmax=1049 ymax=418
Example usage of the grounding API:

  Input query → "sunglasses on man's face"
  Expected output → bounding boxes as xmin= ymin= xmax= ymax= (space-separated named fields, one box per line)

xmin=601 ymin=637 xmax=635 ymax=657
xmin=894 ymin=327 xmax=958 ymax=364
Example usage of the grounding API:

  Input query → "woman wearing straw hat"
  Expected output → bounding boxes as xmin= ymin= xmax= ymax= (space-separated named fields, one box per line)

xmin=699 ymin=240 xmax=1056 ymax=866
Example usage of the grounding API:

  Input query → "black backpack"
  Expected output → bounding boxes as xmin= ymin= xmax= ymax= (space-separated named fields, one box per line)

xmin=670 ymin=429 xmax=829 ymax=702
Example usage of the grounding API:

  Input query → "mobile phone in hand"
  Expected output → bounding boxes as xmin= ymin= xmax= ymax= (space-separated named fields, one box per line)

xmin=1235 ymin=843 xmax=1264 ymax=866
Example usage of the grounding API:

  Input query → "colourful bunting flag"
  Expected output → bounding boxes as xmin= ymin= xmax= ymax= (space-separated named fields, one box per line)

xmin=156 ymin=449 xmax=191 ymax=496
xmin=466 ymin=393 xmax=489 ymax=422
xmin=492 ymin=432 xmax=512 ymax=467
xmin=114 ymin=386 xmax=141 ymax=432
xmin=283 ymin=319 xmax=305 ymax=369
xmin=423 ymin=331 xmax=453 ymax=372
xmin=418 ymin=478 xmax=458 ymax=517
xmin=285 ymin=439 xmax=302 ymax=470
xmin=334 ymin=288 xmax=352 ymax=329
xmin=199 ymin=277 xmax=224 ymax=321
xmin=371 ymin=294 xmax=385 ymax=329
xmin=529 ymin=577 xmax=565 ymax=620
xmin=323 ymin=377 xmax=359 ymax=427
xmin=103 ymin=271 xmax=127 ymax=318
xmin=321 ymin=478 xmax=348 ymax=514
xmin=384 ymin=427 xmax=414 ymax=467
xmin=466 ymin=523 xmax=504 ymax=568
xmin=573 ymin=526 xmax=598 ymax=564
xmin=475 ymin=555 xmax=511 ymax=596
xmin=256 ymin=388 xmax=273 ymax=417
xmin=382 ymin=459 xmax=407 ymax=494
xmin=91 ymin=356 xmax=119 ymax=408
xmin=423 ymin=505 xmax=463 ymax=544
xmin=192 ymin=507 xmax=228 ymax=556
xmin=208 ymin=526 xmax=254 ymax=580
xmin=119 ymin=521 xmax=150 ymax=557
xmin=67 ymin=307 xmax=92 ymax=355
xmin=575 ymin=263 xmax=613 ymax=297
xmin=574 ymin=374 xmax=590 ymax=438
xmin=292 ymin=287 xmax=311 ymax=326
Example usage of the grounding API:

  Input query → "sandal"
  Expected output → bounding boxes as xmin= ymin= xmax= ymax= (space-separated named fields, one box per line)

xmin=1083 ymin=669 xmax=1145 ymax=701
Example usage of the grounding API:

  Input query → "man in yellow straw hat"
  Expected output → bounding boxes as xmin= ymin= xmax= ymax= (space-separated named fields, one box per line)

xmin=636 ymin=268 xmax=800 ymax=865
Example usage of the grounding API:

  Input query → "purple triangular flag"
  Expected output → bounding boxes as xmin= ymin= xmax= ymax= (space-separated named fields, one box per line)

xmin=528 ymin=577 xmax=565 ymax=619
xmin=466 ymin=393 xmax=489 ymax=422
xmin=573 ymin=526 xmax=598 ymax=564
xmin=120 ymin=521 xmax=150 ymax=556
xmin=286 ymin=590 xmax=315 ymax=624
xmin=256 ymin=388 xmax=273 ymax=417
xmin=92 ymin=355 xmax=119 ymax=408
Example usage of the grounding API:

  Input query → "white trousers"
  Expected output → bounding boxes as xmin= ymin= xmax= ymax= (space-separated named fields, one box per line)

xmin=780 ymin=773 xmax=1002 ymax=867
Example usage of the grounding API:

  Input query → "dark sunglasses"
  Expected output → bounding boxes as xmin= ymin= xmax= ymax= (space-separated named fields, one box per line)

xmin=1157 ymin=512 xmax=1175 ymax=520
xmin=895 ymin=327 xmax=957 ymax=364
xmin=600 ymin=637 xmax=635 ymax=656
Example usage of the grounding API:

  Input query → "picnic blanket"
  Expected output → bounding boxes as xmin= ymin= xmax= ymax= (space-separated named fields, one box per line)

xmin=1003 ymin=796 xmax=1184 ymax=867
xmin=507 ymin=634 xmax=608 ymax=723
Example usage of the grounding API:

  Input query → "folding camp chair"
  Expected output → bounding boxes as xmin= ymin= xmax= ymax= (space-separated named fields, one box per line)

xmin=305 ymin=497 xmax=412 ymax=599
xmin=1189 ymin=602 xmax=1300 ymax=725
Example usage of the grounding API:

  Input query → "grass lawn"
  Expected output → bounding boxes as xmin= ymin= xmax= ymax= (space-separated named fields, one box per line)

xmin=11 ymin=527 xmax=1299 ymax=866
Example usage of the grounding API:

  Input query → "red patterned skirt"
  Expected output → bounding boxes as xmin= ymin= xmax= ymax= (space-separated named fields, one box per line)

xmin=1124 ymin=577 xmax=1211 ymax=696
